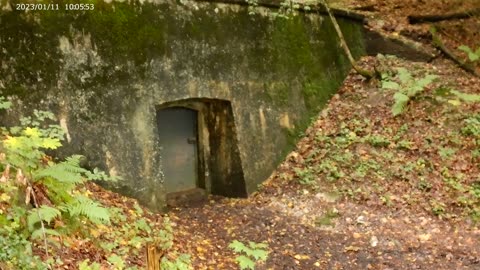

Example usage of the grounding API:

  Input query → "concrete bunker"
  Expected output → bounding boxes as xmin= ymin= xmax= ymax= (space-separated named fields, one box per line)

xmin=156 ymin=98 xmax=247 ymax=205
xmin=0 ymin=0 xmax=375 ymax=210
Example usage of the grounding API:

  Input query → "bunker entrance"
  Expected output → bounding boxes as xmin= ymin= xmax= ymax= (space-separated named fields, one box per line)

xmin=156 ymin=99 xmax=247 ymax=207
xmin=157 ymin=107 xmax=199 ymax=193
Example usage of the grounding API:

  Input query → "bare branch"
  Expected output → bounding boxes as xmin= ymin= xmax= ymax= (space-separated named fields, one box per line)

xmin=320 ymin=0 xmax=375 ymax=80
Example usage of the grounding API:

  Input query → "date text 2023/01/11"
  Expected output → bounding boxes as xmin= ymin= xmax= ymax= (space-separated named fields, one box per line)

xmin=15 ymin=3 xmax=94 ymax=11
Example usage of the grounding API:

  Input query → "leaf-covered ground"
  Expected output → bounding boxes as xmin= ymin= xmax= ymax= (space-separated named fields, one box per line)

xmin=165 ymin=55 xmax=480 ymax=269
xmin=333 ymin=0 xmax=480 ymax=74
xmin=21 ymin=1 xmax=480 ymax=269
xmin=162 ymin=2 xmax=480 ymax=268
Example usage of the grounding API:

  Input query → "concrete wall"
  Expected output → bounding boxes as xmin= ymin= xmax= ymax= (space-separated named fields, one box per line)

xmin=0 ymin=0 xmax=365 ymax=210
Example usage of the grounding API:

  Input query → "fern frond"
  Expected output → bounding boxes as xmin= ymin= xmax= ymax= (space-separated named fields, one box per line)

xmin=62 ymin=196 xmax=110 ymax=224
xmin=31 ymin=228 xmax=61 ymax=240
xmin=416 ymin=75 xmax=438 ymax=89
xmin=396 ymin=67 xmax=412 ymax=84
xmin=27 ymin=205 xmax=61 ymax=231
xmin=392 ymin=92 xmax=409 ymax=116
xmin=451 ymin=90 xmax=480 ymax=102
xmin=35 ymin=155 xmax=87 ymax=184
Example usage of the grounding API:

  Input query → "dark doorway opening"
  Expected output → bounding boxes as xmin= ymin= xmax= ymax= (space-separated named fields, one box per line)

xmin=155 ymin=98 xmax=247 ymax=207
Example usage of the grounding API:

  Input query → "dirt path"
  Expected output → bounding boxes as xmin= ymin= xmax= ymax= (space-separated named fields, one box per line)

xmin=171 ymin=186 xmax=480 ymax=269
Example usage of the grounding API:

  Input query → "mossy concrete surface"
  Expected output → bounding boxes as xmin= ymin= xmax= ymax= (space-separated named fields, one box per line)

xmin=0 ymin=0 xmax=365 ymax=210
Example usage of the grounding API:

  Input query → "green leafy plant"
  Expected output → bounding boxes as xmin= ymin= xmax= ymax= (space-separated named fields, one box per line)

xmin=245 ymin=0 xmax=259 ymax=15
xmin=1 ymin=99 xmax=190 ymax=269
xmin=430 ymin=199 xmax=446 ymax=216
xmin=364 ymin=134 xmax=391 ymax=147
xmin=0 ymin=98 xmax=116 ymax=268
xmin=461 ymin=114 xmax=480 ymax=138
xmin=438 ymin=147 xmax=457 ymax=160
xmin=381 ymin=67 xmax=438 ymax=116
xmin=78 ymin=259 xmax=101 ymax=270
xmin=458 ymin=45 xmax=480 ymax=62
xmin=160 ymin=253 xmax=191 ymax=270
xmin=157 ymin=217 xmax=192 ymax=270
xmin=229 ymin=240 xmax=269 ymax=270
xmin=317 ymin=160 xmax=345 ymax=182
xmin=315 ymin=208 xmax=340 ymax=226
xmin=294 ymin=167 xmax=316 ymax=186
xmin=451 ymin=90 xmax=480 ymax=103
xmin=0 ymin=226 xmax=46 ymax=270
xmin=0 ymin=96 xmax=12 ymax=109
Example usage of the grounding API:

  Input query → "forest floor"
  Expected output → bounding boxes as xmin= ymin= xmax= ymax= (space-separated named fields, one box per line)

xmin=165 ymin=1 xmax=480 ymax=269
xmin=167 ymin=55 xmax=480 ymax=269
xmin=23 ymin=0 xmax=480 ymax=269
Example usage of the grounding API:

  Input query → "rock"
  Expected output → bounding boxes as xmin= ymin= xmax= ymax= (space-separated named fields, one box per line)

xmin=357 ymin=215 xmax=367 ymax=225
xmin=370 ymin=236 xmax=378 ymax=247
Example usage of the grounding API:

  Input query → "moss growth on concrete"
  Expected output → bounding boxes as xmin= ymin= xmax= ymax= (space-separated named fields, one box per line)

xmin=267 ymin=15 xmax=365 ymax=154
xmin=0 ymin=1 xmax=367 ymax=209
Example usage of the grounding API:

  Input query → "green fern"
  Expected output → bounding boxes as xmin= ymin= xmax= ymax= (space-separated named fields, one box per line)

xmin=160 ymin=253 xmax=191 ymax=270
xmin=392 ymin=92 xmax=409 ymax=116
xmin=0 ymin=98 xmax=115 ymax=269
xmin=61 ymin=196 xmax=110 ymax=224
xmin=229 ymin=240 xmax=269 ymax=270
xmin=381 ymin=68 xmax=438 ymax=116
xmin=0 ymin=96 xmax=11 ymax=109
xmin=451 ymin=90 xmax=480 ymax=103
xmin=35 ymin=155 xmax=86 ymax=184
xmin=458 ymin=45 xmax=480 ymax=62
xmin=31 ymin=228 xmax=61 ymax=241
xmin=27 ymin=205 xmax=61 ymax=231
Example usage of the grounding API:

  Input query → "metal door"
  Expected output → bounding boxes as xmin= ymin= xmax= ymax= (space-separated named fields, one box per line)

xmin=156 ymin=107 xmax=198 ymax=193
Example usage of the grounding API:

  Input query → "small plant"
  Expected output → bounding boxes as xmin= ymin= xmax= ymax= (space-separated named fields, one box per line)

xmin=315 ymin=208 xmax=340 ymax=226
xmin=381 ymin=67 xmax=438 ymax=116
xmin=433 ymin=87 xmax=480 ymax=106
xmin=461 ymin=114 xmax=480 ymax=138
xmin=430 ymin=200 xmax=446 ymax=216
xmin=317 ymin=160 xmax=345 ymax=182
xmin=417 ymin=177 xmax=432 ymax=192
xmin=438 ymin=147 xmax=457 ymax=160
xmin=0 ymin=96 xmax=12 ymax=109
xmin=0 ymin=226 xmax=46 ymax=269
xmin=365 ymin=134 xmax=390 ymax=147
xmin=245 ymin=0 xmax=259 ymax=15
xmin=229 ymin=240 xmax=269 ymax=270
xmin=393 ymin=123 xmax=409 ymax=142
xmin=78 ymin=259 xmax=101 ymax=270
xmin=158 ymin=218 xmax=192 ymax=269
xmin=450 ymin=90 xmax=480 ymax=103
xmin=396 ymin=140 xmax=414 ymax=150
xmin=294 ymin=167 xmax=316 ymax=186
xmin=380 ymin=194 xmax=393 ymax=207
xmin=458 ymin=45 xmax=480 ymax=62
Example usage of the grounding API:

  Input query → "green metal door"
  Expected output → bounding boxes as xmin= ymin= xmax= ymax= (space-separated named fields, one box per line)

xmin=157 ymin=107 xmax=198 ymax=193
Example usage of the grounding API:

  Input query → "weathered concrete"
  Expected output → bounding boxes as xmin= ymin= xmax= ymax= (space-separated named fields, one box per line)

xmin=0 ymin=0 xmax=365 ymax=211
